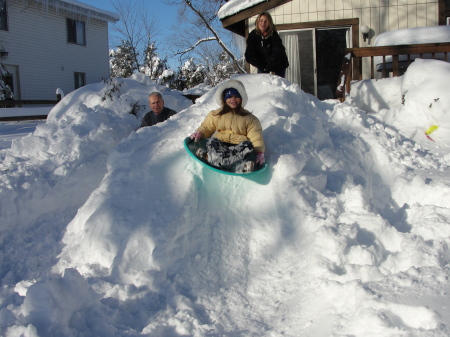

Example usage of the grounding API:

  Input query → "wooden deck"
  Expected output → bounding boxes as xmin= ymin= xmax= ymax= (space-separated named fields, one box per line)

xmin=335 ymin=42 xmax=450 ymax=101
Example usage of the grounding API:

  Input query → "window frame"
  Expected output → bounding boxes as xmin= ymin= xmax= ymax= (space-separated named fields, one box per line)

xmin=66 ymin=18 xmax=86 ymax=45
xmin=0 ymin=0 xmax=8 ymax=31
xmin=439 ymin=0 xmax=450 ymax=25
xmin=74 ymin=72 xmax=86 ymax=89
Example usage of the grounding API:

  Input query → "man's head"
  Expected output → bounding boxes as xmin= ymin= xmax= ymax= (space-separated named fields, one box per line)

xmin=148 ymin=92 xmax=164 ymax=115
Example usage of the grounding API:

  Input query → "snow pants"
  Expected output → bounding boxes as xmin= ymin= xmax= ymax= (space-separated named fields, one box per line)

xmin=206 ymin=137 xmax=254 ymax=171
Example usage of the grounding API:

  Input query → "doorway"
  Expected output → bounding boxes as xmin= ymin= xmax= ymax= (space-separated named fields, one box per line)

xmin=316 ymin=28 xmax=348 ymax=100
xmin=280 ymin=27 xmax=350 ymax=100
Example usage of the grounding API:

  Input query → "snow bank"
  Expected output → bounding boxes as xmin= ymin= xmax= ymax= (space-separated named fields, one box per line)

xmin=350 ymin=59 xmax=450 ymax=149
xmin=1 ymin=65 xmax=450 ymax=336
xmin=0 ymin=75 xmax=191 ymax=234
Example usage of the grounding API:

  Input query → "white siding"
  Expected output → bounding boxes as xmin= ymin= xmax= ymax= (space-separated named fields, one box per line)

xmin=245 ymin=0 xmax=442 ymax=92
xmin=1 ymin=1 xmax=111 ymax=100
xmin=271 ymin=0 xmax=439 ymax=46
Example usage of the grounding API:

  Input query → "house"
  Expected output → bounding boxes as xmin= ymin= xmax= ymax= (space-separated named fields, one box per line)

xmin=0 ymin=0 xmax=119 ymax=101
xmin=218 ymin=0 xmax=450 ymax=100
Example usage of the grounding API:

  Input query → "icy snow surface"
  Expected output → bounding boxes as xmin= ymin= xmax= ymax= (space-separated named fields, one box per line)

xmin=1 ymin=61 xmax=450 ymax=336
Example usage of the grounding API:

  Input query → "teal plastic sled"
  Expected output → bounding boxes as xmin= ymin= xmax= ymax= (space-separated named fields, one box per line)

xmin=184 ymin=137 xmax=267 ymax=176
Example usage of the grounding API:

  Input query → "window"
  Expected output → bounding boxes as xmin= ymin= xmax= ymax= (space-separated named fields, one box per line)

xmin=447 ymin=0 xmax=450 ymax=25
xmin=0 ymin=0 xmax=7 ymax=31
xmin=74 ymin=72 xmax=85 ymax=89
xmin=0 ymin=73 xmax=13 ymax=100
xmin=440 ymin=0 xmax=450 ymax=25
xmin=67 ymin=19 xmax=86 ymax=45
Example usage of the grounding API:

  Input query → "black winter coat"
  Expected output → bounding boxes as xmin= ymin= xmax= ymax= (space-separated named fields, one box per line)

xmin=245 ymin=29 xmax=289 ymax=72
xmin=140 ymin=107 xmax=177 ymax=127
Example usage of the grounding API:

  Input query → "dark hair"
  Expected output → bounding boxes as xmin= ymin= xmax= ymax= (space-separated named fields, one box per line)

xmin=214 ymin=90 xmax=250 ymax=116
xmin=255 ymin=12 xmax=276 ymax=36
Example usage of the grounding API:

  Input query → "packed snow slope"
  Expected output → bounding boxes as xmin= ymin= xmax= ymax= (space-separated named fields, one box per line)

xmin=1 ymin=62 xmax=450 ymax=336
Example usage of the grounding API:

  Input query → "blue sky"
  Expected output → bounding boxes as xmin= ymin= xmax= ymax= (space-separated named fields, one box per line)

xmin=78 ymin=0 xmax=242 ymax=70
xmin=79 ymin=0 xmax=181 ymax=68
xmin=79 ymin=0 xmax=176 ymax=35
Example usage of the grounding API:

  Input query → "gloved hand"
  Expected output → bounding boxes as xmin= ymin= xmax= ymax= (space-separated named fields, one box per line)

xmin=190 ymin=131 xmax=203 ymax=142
xmin=264 ymin=59 xmax=274 ymax=72
xmin=255 ymin=152 xmax=265 ymax=165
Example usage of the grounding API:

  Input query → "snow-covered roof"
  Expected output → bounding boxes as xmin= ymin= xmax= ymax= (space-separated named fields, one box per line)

xmin=374 ymin=26 xmax=450 ymax=46
xmin=218 ymin=0 xmax=267 ymax=20
xmin=35 ymin=0 xmax=120 ymax=23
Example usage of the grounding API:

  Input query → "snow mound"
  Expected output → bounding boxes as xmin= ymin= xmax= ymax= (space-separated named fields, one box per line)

xmin=1 ymin=69 xmax=450 ymax=336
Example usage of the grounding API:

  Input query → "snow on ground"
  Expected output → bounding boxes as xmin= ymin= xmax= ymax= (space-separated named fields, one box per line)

xmin=0 ymin=106 xmax=53 ymax=119
xmin=1 ymin=60 xmax=450 ymax=336
xmin=0 ymin=120 xmax=46 ymax=150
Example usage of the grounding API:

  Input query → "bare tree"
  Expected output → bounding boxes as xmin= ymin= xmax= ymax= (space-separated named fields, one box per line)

xmin=110 ymin=0 xmax=161 ymax=73
xmin=165 ymin=0 xmax=245 ymax=74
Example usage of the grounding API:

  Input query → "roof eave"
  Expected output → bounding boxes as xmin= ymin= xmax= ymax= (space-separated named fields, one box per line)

xmin=59 ymin=0 xmax=119 ymax=23
xmin=220 ymin=0 xmax=292 ymax=36
xmin=41 ymin=0 xmax=120 ymax=23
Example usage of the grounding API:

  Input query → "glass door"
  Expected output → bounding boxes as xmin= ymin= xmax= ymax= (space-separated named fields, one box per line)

xmin=316 ymin=28 xmax=349 ymax=100
xmin=280 ymin=27 xmax=351 ymax=99
xmin=280 ymin=29 xmax=316 ymax=96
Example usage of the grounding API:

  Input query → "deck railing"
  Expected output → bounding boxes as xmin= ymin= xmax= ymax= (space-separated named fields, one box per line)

xmin=335 ymin=42 xmax=450 ymax=101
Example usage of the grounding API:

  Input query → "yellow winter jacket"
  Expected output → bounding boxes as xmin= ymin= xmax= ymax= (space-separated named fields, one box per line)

xmin=196 ymin=108 xmax=265 ymax=153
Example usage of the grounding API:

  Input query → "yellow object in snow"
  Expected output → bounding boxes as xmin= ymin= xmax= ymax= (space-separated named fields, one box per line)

xmin=426 ymin=125 xmax=438 ymax=135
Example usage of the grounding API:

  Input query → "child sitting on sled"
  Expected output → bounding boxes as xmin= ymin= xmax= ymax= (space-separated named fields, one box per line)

xmin=190 ymin=79 xmax=265 ymax=172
